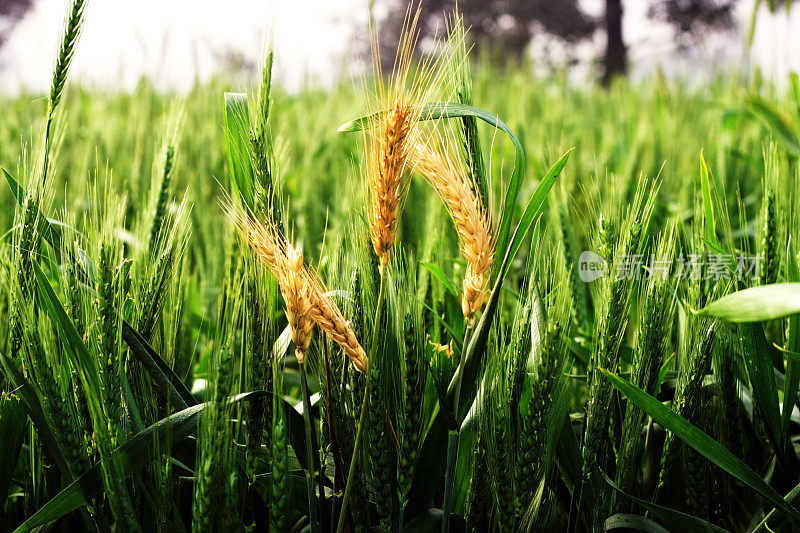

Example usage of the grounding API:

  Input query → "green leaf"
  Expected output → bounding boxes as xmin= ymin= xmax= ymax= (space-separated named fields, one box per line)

xmin=0 ymin=354 xmax=99 ymax=531
xmin=402 ymin=509 xmax=444 ymax=532
xmin=790 ymin=72 xmax=800 ymax=119
xmin=604 ymin=514 xmax=670 ymax=533
xmin=121 ymin=320 xmax=194 ymax=409
xmin=602 ymin=473 xmax=729 ymax=533
xmin=32 ymin=259 xmax=101 ymax=395
xmin=783 ymin=242 xmax=800 ymax=433
xmin=738 ymin=321 xmax=783 ymax=450
xmin=500 ymin=149 xmax=572 ymax=281
xmin=13 ymin=391 xmax=272 ymax=533
xmin=419 ymin=260 xmax=458 ymax=296
xmin=555 ymin=413 xmax=583 ymax=487
xmin=2 ymin=167 xmax=63 ymax=257
xmin=600 ymin=368 xmax=800 ymax=525
xmin=555 ymin=414 xmax=593 ymax=529
xmin=695 ymin=283 xmax=800 ymax=322
xmin=752 ymin=478 xmax=800 ymax=532
xmin=0 ymin=391 xmax=29 ymax=504
xmin=699 ymin=151 xmax=717 ymax=246
xmin=748 ymin=95 xmax=800 ymax=156
xmin=224 ymin=92 xmax=255 ymax=208
xmin=417 ymin=298 xmax=463 ymax=352
xmin=0 ymin=348 xmax=73 ymax=486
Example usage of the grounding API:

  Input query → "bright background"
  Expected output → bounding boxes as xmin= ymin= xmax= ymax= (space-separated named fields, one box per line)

xmin=0 ymin=0 xmax=799 ymax=93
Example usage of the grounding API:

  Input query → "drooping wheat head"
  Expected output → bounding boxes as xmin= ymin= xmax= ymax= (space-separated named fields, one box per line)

xmin=282 ymin=243 xmax=315 ymax=362
xmin=412 ymin=128 xmax=494 ymax=321
xmin=227 ymin=205 xmax=368 ymax=371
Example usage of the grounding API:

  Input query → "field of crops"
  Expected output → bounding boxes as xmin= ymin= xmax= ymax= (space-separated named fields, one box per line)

xmin=3 ymin=2 xmax=800 ymax=532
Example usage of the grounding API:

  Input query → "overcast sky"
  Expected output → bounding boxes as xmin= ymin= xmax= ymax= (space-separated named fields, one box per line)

xmin=0 ymin=0 xmax=798 ymax=94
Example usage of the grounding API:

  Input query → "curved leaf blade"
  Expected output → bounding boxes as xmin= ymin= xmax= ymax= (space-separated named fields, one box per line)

xmin=600 ymin=368 xmax=800 ymax=525
xmin=604 ymin=514 xmax=670 ymax=533
xmin=419 ymin=260 xmax=458 ymax=296
xmin=32 ymin=260 xmax=101 ymax=394
xmin=783 ymin=243 xmax=800 ymax=433
xmin=602 ymin=473 xmax=729 ymax=533
xmin=748 ymin=95 xmax=800 ymax=156
xmin=699 ymin=151 xmax=717 ymax=246
xmin=13 ymin=392 xmax=268 ymax=533
xmin=501 ymin=149 xmax=572 ymax=281
xmin=0 ymin=348 xmax=72 ymax=481
xmin=121 ymin=321 xmax=194 ymax=409
xmin=2 ymin=167 xmax=63 ymax=257
xmin=695 ymin=283 xmax=800 ymax=322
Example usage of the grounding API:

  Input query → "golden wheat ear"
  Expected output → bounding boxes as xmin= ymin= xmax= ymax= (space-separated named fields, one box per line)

xmin=411 ymin=131 xmax=494 ymax=322
xmin=225 ymin=204 xmax=312 ymax=360
xmin=368 ymin=101 xmax=416 ymax=268
xmin=281 ymin=243 xmax=316 ymax=362
xmin=307 ymin=287 xmax=368 ymax=372
xmin=362 ymin=4 xmax=458 ymax=269
xmin=225 ymin=200 xmax=368 ymax=371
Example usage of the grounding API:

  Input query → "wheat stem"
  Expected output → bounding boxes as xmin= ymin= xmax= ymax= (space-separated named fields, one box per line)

xmin=299 ymin=358 xmax=320 ymax=533
xmin=441 ymin=323 xmax=474 ymax=533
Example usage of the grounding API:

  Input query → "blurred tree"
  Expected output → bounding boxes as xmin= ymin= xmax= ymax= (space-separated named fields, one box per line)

xmin=379 ymin=0 xmax=744 ymax=84
xmin=0 ymin=0 xmax=33 ymax=48
xmin=0 ymin=0 xmax=31 ymax=17
xmin=376 ymin=0 xmax=596 ymax=64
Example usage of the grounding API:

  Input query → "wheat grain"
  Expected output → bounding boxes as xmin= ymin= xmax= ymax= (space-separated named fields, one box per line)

xmin=760 ymin=188 xmax=778 ymax=286
xmin=148 ymin=144 xmax=175 ymax=254
xmin=398 ymin=314 xmax=424 ymax=506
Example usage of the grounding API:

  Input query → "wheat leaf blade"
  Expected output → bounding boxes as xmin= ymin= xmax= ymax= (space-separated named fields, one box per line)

xmin=696 ymin=283 xmax=800 ymax=322
xmin=600 ymin=368 xmax=800 ymax=525
xmin=13 ymin=392 xmax=271 ymax=533
xmin=31 ymin=259 xmax=101 ymax=394
xmin=783 ymin=245 xmax=800 ymax=433
xmin=602 ymin=474 xmax=729 ymax=533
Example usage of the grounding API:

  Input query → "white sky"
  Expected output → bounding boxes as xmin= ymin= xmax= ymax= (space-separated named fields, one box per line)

xmin=0 ymin=0 xmax=798 ymax=94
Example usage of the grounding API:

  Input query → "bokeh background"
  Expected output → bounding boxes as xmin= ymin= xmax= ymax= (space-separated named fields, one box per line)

xmin=0 ymin=0 xmax=798 ymax=93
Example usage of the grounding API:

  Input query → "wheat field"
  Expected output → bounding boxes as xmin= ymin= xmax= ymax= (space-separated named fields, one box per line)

xmin=2 ymin=2 xmax=800 ymax=532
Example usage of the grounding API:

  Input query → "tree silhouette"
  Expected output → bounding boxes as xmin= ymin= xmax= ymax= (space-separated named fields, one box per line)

xmin=0 ymin=0 xmax=33 ymax=48
xmin=379 ymin=0 xmax=743 ymax=84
